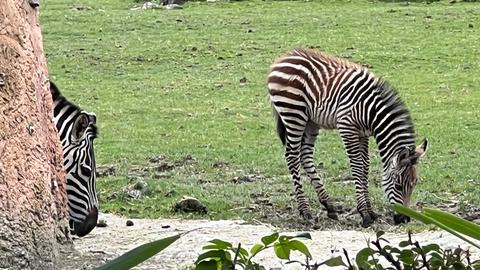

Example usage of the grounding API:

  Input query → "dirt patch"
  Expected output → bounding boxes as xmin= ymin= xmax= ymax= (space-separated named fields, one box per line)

xmin=59 ymin=213 xmax=480 ymax=270
xmin=96 ymin=165 xmax=117 ymax=177
xmin=105 ymin=180 xmax=150 ymax=200
xmin=128 ymin=155 xmax=192 ymax=180
xmin=97 ymin=155 xmax=197 ymax=180
xmin=231 ymin=174 xmax=265 ymax=184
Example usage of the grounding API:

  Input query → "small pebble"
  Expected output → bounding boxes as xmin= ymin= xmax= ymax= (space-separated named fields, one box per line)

xmin=97 ymin=220 xmax=107 ymax=227
xmin=126 ymin=220 xmax=134 ymax=226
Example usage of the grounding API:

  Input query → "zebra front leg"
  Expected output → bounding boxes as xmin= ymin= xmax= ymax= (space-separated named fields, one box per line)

xmin=358 ymin=136 xmax=378 ymax=226
xmin=286 ymin=142 xmax=313 ymax=220
xmin=301 ymin=130 xmax=338 ymax=220
xmin=339 ymin=127 xmax=375 ymax=227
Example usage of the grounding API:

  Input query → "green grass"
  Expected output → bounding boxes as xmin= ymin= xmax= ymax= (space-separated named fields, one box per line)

xmin=42 ymin=0 xmax=480 ymax=229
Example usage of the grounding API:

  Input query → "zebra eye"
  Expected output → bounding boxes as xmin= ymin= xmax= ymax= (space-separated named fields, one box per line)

xmin=80 ymin=165 xmax=91 ymax=177
xmin=394 ymin=182 xmax=403 ymax=191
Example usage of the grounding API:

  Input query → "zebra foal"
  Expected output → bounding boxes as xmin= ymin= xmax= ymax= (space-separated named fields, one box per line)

xmin=50 ymin=81 xmax=99 ymax=236
xmin=267 ymin=49 xmax=428 ymax=227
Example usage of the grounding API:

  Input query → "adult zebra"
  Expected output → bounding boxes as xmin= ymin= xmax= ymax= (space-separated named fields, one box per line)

xmin=50 ymin=81 xmax=99 ymax=237
xmin=267 ymin=49 xmax=428 ymax=227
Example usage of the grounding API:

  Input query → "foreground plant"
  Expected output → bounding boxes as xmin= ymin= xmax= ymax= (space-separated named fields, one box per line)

xmin=343 ymin=231 xmax=480 ymax=270
xmin=393 ymin=204 xmax=480 ymax=249
xmin=95 ymin=233 xmax=181 ymax=270
xmin=194 ymin=232 xmax=342 ymax=270
xmin=93 ymin=206 xmax=480 ymax=269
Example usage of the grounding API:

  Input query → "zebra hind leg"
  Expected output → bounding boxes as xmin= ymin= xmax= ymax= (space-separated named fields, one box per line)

xmin=301 ymin=125 xmax=338 ymax=220
xmin=278 ymin=115 xmax=313 ymax=221
xmin=286 ymin=141 xmax=313 ymax=220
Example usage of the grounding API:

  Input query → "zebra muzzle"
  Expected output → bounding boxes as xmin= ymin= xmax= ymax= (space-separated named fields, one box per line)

xmin=70 ymin=207 xmax=98 ymax=237
xmin=393 ymin=213 xmax=411 ymax=225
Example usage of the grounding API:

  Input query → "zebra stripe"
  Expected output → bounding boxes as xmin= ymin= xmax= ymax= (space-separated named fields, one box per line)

xmin=50 ymin=81 xmax=99 ymax=237
xmin=267 ymin=49 xmax=428 ymax=227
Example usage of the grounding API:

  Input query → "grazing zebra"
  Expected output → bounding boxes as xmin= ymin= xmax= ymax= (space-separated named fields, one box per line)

xmin=50 ymin=81 xmax=99 ymax=237
xmin=267 ymin=49 xmax=428 ymax=227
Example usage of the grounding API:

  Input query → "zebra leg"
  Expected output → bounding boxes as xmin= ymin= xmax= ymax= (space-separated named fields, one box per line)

xmin=271 ymin=101 xmax=310 ymax=220
xmin=301 ymin=126 xmax=337 ymax=220
xmin=286 ymin=140 xmax=313 ymax=220
xmin=338 ymin=125 xmax=375 ymax=227
xmin=358 ymin=136 xmax=378 ymax=223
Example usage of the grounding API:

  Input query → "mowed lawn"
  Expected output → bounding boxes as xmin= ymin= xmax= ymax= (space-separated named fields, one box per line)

xmin=41 ymin=0 xmax=480 ymax=229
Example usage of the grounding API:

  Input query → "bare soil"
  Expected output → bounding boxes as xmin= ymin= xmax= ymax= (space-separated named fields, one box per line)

xmin=59 ymin=213 xmax=479 ymax=270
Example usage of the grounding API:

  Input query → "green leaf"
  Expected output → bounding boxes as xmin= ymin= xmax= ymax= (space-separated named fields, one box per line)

xmin=278 ymin=235 xmax=290 ymax=244
xmin=95 ymin=234 xmax=181 ymax=270
xmin=203 ymin=245 xmax=221 ymax=250
xmin=233 ymin=247 xmax=249 ymax=261
xmin=261 ymin=232 xmax=279 ymax=246
xmin=250 ymin=243 xmax=264 ymax=257
xmin=376 ymin=231 xmax=385 ymax=239
xmin=392 ymin=204 xmax=433 ymax=224
xmin=422 ymin=243 xmax=441 ymax=254
xmin=220 ymin=260 xmax=234 ymax=270
xmin=322 ymin=256 xmax=347 ymax=267
xmin=273 ymin=242 xmax=290 ymax=260
xmin=393 ymin=204 xmax=480 ymax=249
xmin=288 ymin=240 xmax=312 ymax=259
xmin=423 ymin=208 xmax=480 ymax=241
xmin=390 ymin=247 xmax=401 ymax=254
xmin=429 ymin=257 xmax=444 ymax=268
xmin=209 ymin=239 xmax=233 ymax=250
xmin=195 ymin=260 xmax=218 ymax=270
xmin=399 ymin=240 xmax=411 ymax=247
xmin=355 ymin=247 xmax=374 ymax=268
xmin=398 ymin=249 xmax=415 ymax=265
xmin=247 ymin=261 xmax=267 ymax=270
xmin=430 ymin=251 xmax=443 ymax=261
xmin=412 ymin=247 xmax=422 ymax=254
xmin=195 ymin=250 xmax=230 ymax=264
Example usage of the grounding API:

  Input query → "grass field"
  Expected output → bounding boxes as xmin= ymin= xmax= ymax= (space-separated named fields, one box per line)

xmin=41 ymin=0 xmax=480 ymax=229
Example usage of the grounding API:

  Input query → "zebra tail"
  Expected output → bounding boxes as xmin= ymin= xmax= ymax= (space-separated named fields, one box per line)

xmin=274 ymin=110 xmax=286 ymax=146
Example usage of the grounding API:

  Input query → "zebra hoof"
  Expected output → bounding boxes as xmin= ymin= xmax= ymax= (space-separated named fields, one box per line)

xmin=327 ymin=211 xmax=338 ymax=220
xmin=393 ymin=213 xmax=411 ymax=225
xmin=300 ymin=210 xmax=314 ymax=221
xmin=361 ymin=214 xmax=375 ymax=228
xmin=369 ymin=211 xmax=379 ymax=221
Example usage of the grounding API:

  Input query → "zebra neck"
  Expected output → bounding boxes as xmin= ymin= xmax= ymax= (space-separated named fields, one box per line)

xmin=370 ymin=83 xmax=416 ymax=166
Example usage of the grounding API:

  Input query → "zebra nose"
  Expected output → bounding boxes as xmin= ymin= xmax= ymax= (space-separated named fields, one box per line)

xmin=71 ymin=207 xmax=98 ymax=237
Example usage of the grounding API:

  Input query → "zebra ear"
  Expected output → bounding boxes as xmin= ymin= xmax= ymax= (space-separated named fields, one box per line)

xmin=398 ymin=138 xmax=428 ymax=166
xmin=72 ymin=113 xmax=89 ymax=141
xmin=397 ymin=147 xmax=412 ymax=167
xmin=413 ymin=138 xmax=428 ymax=162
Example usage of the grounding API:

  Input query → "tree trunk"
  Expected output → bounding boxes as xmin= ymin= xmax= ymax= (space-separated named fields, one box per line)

xmin=0 ymin=1 xmax=70 ymax=269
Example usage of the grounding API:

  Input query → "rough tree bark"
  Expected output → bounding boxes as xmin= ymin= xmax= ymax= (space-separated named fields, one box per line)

xmin=0 ymin=1 xmax=70 ymax=269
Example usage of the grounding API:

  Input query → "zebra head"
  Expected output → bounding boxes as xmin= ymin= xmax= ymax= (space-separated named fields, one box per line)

xmin=384 ymin=139 xmax=428 ymax=224
xmin=50 ymin=81 xmax=99 ymax=237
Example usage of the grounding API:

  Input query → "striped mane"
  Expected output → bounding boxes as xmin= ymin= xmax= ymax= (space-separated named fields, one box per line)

xmin=50 ymin=81 xmax=98 ymax=139
xmin=282 ymin=48 xmax=365 ymax=70
xmin=373 ymin=80 xmax=415 ymax=164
